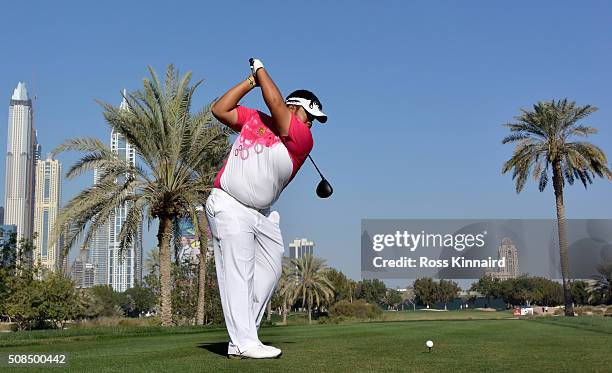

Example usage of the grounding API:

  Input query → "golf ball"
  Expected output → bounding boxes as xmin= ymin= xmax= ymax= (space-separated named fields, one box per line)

xmin=426 ymin=340 xmax=434 ymax=348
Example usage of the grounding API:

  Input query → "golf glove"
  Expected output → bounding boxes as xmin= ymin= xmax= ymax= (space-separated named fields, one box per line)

xmin=250 ymin=58 xmax=264 ymax=76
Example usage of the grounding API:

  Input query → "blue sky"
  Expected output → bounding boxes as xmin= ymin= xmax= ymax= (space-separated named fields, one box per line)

xmin=1 ymin=1 xmax=611 ymax=286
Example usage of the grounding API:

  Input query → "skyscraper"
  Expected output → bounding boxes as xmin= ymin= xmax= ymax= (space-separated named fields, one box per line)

xmin=288 ymin=238 xmax=315 ymax=260
xmin=31 ymin=131 xmax=40 ymax=245
xmin=4 ymin=82 xmax=35 ymax=246
xmin=0 ymin=206 xmax=4 ymax=225
xmin=71 ymin=247 xmax=95 ymax=288
xmin=89 ymin=172 xmax=109 ymax=285
xmin=90 ymin=91 xmax=143 ymax=291
xmin=485 ymin=237 xmax=520 ymax=280
xmin=33 ymin=154 xmax=62 ymax=273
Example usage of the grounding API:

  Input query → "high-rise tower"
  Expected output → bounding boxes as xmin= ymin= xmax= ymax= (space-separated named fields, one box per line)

xmin=4 ymin=82 xmax=35 ymax=247
xmin=33 ymin=154 xmax=62 ymax=272
xmin=90 ymin=90 xmax=143 ymax=291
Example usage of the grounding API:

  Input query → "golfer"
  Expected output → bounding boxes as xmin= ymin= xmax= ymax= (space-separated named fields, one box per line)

xmin=207 ymin=58 xmax=327 ymax=359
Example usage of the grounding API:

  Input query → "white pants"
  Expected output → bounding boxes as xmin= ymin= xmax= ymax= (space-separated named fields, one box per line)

xmin=205 ymin=188 xmax=284 ymax=354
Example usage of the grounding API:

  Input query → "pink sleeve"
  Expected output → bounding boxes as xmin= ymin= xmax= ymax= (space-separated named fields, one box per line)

xmin=234 ymin=106 xmax=256 ymax=130
xmin=282 ymin=114 xmax=314 ymax=176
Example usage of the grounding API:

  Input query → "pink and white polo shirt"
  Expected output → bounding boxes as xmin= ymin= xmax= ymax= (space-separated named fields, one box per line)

xmin=213 ymin=106 xmax=314 ymax=209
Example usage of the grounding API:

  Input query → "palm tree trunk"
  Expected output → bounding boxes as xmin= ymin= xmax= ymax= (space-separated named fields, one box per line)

xmin=158 ymin=215 xmax=173 ymax=326
xmin=552 ymin=160 xmax=574 ymax=316
xmin=308 ymin=306 xmax=312 ymax=324
xmin=282 ymin=302 xmax=288 ymax=324
xmin=196 ymin=229 xmax=208 ymax=325
xmin=266 ymin=300 xmax=272 ymax=322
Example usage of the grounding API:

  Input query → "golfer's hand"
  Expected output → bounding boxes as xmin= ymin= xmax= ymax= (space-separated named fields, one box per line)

xmin=250 ymin=58 xmax=264 ymax=78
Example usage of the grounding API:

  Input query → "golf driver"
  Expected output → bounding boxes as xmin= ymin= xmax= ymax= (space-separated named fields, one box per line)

xmin=308 ymin=155 xmax=333 ymax=198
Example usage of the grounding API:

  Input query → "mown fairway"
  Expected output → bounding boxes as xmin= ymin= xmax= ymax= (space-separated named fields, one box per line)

xmin=1 ymin=314 xmax=610 ymax=372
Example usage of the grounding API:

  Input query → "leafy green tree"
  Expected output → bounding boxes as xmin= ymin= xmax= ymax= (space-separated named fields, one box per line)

xmin=355 ymin=279 xmax=387 ymax=306
xmin=87 ymin=285 xmax=124 ymax=317
xmin=123 ymin=284 xmax=157 ymax=317
xmin=471 ymin=276 xmax=501 ymax=307
xmin=383 ymin=289 xmax=403 ymax=310
xmin=3 ymin=237 xmax=45 ymax=330
xmin=1 ymin=238 xmax=83 ymax=329
xmin=497 ymin=277 xmax=563 ymax=307
xmin=325 ymin=268 xmax=355 ymax=304
xmin=413 ymin=277 xmax=437 ymax=308
xmin=41 ymin=273 xmax=84 ymax=328
xmin=292 ymin=255 xmax=334 ymax=324
xmin=502 ymin=99 xmax=612 ymax=315
xmin=537 ymin=277 xmax=563 ymax=306
xmin=53 ymin=65 xmax=230 ymax=326
xmin=5 ymin=272 xmax=45 ymax=330
xmin=436 ymin=280 xmax=460 ymax=310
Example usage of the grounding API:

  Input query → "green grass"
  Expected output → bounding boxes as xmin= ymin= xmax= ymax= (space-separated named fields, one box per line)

xmin=0 ymin=314 xmax=610 ymax=372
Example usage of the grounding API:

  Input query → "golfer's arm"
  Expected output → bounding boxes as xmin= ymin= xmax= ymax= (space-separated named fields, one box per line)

xmin=211 ymin=79 xmax=254 ymax=131
xmin=256 ymin=69 xmax=291 ymax=136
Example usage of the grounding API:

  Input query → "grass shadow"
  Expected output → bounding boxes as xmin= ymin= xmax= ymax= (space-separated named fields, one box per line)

xmin=196 ymin=340 xmax=296 ymax=357
xmin=197 ymin=342 xmax=227 ymax=357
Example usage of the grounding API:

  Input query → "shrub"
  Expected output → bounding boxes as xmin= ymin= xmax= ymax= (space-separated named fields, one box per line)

xmin=329 ymin=300 xmax=382 ymax=320
xmin=76 ymin=316 xmax=160 ymax=328
xmin=317 ymin=315 xmax=348 ymax=324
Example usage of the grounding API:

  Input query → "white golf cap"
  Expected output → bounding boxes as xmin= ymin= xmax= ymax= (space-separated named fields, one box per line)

xmin=285 ymin=90 xmax=327 ymax=123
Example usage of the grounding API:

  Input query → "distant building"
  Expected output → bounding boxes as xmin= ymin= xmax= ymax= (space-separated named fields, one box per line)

xmin=71 ymin=247 xmax=95 ymax=288
xmin=485 ymin=237 xmax=520 ymax=280
xmin=89 ymin=180 xmax=108 ymax=286
xmin=89 ymin=91 xmax=143 ymax=291
xmin=0 ymin=225 xmax=17 ymax=266
xmin=31 ymin=131 xmax=39 ymax=245
xmin=4 ymin=82 xmax=36 ymax=246
xmin=288 ymin=238 xmax=315 ymax=260
xmin=33 ymin=154 xmax=62 ymax=273
xmin=0 ymin=206 xmax=4 ymax=225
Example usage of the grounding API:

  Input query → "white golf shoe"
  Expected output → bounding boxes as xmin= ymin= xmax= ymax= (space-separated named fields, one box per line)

xmin=260 ymin=344 xmax=282 ymax=356
xmin=231 ymin=344 xmax=281 ymax=359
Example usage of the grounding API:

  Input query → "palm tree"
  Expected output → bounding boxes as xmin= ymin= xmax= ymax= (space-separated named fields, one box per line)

xmin=53 ymin=65 xmax=229 ymax=326
xmin=195 ymin=212 xmax=209 ymax=325
xmin=292 ymin=255 xmax=335 ymax=324
xmin=502 ymin=99 xmax=612 ymax=316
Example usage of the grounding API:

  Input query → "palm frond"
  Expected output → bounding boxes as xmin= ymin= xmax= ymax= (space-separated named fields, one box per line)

xmin=52 ymin=137 xmax=109 ymax=156
xmin=502 ymin=99 xmax=609 ymax=193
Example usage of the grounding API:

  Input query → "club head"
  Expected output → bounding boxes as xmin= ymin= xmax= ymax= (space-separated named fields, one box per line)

xmin=316 ymin=178 xmax=333 ymax=198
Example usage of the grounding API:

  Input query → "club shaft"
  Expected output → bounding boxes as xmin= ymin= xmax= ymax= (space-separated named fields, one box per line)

xmin=308 ymin=155 xmax=325 ymax=179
